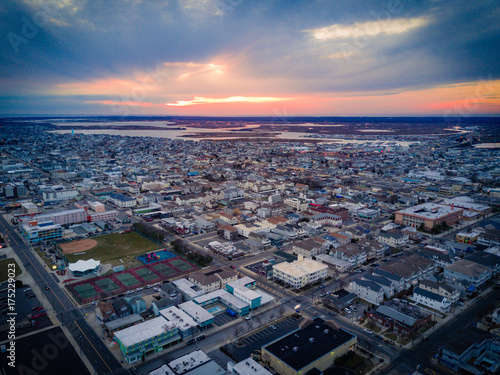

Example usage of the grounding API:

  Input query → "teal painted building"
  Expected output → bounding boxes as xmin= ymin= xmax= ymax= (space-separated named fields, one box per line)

xmin=114 ymin=317 xmax=181 ymax=363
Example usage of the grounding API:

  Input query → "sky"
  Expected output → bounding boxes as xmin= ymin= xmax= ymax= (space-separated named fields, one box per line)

xmin=0 ymin=0 xmax=499 ymax=116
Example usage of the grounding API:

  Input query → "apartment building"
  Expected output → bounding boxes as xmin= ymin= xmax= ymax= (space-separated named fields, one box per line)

xmin=272 ymin=257 xmax=328 ymax=289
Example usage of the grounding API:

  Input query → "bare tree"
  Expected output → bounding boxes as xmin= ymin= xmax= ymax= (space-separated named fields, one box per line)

xmin=279 ymin=305 xmax=285 ymax=316
xmin=255 ymin=315 xmax=262 ymax=327
xmin=233 ymin=325 xmax=242 ymax=339
xmin=270 ymin=311 xmax=276 ymax=322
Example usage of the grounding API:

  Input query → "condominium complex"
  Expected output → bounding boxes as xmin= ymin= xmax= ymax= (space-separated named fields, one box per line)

xmin=272 ymin=257 xmax=328 ymax=289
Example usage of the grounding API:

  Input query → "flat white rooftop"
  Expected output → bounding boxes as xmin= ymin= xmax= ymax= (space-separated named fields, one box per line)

xmin=114 ymin=316 xmax=174 ymax=347
xmin=194 ymin=289 xmax=249 ymax=310
xmin=231 ymin=358 xmax=273 ymax=375
xmin=159 ymin=306 xmax=197 ymax=332
xmin=178 ymin=301 xmax=214 ymax=324
xmin=172 ymin=278 xmax=205 ymax=299
xmin=168 ymin=350 xmax=211 ymax=375
xmin=273 ymin=258 xmax=327 ymax=278
xmin=397 ymin=203 xmax=462 ymax=220
xmin=149 ymin=365 xmax=175 ymax=375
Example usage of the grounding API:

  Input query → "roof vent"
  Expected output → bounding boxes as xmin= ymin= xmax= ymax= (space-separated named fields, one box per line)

xmin=315 ymin=325 xmax=320 ymax=329
xmin=293 ymin=346 xmax=298 ymax=352
xmin=309 ymin=337 xmax=315 ymax=343
xmin=324 ymin=329 xmax=329 ymax=334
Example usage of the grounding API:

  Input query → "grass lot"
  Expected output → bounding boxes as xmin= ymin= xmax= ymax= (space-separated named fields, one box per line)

xmin=371 ymin=325 xmax=382 ymax=333
xmin=64 ymin=232 xmax=158 ymax=267
xmin=398 ymin=335 xmax=412 ymax=346
xmin=331 ymin=351 xmax=375 ymax=374
xmin=34 ymin=247 xmax=55 ymax=269
xmin=384 ymin=332 xmax=398 ymax=341
xmin=0 ymin=258 xmax=21 ymax=282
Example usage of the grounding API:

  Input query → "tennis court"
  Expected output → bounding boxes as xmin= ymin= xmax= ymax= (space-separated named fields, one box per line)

xmin=67 ymin=255 xmax=199 ymax=304
xmin=73 ymin=283 xmax=98 ymax=300
xmin=170 ymin=258 xmax=193 ymax=271
xmin=95 ymin=278 xmax=120 ymax=294
xmin=153 ymin=263 xmax=176 ymax=276
xmin=115 ymin=273 xmax=140 ymax=287
xmin=135 ymin=268 xmax=161 ymax=282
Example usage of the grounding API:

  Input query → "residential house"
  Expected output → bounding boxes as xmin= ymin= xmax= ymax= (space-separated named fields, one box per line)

xmin=444 ymin=260 xmax=492 ymax=289
xmin=349 ymin=279 xmax=384 ymax=305
xmin=377 ymin=229 xmax=409 ymax=248
xmin=419 ymin=279 xmax=460 ymax=304
xmin=413 ymin=287 xmax=451 ymax=313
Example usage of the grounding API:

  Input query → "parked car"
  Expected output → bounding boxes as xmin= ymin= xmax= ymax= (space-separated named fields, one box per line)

xmin=186 ymin=339 xmax=196 ymax=346
xmin=270 ymin=325 xmax=277 ymax=330
xmin=363 ymin=329 xmax=373 ymax=334
xmin=196 ymin=335 xmax=206 ymax=342
xmin=45 ymin=285 xmax=50 ymax=290
xmin=24 ymin=288 xmax=32 ymax=293
xmin=245 ymin=315 xmax=252 ymax=320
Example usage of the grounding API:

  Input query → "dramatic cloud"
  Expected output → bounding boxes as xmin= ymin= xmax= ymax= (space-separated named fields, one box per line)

xmin=0 ymin=0 xmax=498 ymax=115
xmin=165 ymin=96 xmax=292 ymax=106
xmin=309 ymin=17 xmax=428 ymax=41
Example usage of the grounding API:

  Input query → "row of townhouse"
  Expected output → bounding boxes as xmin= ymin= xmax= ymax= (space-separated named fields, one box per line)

xmin=291 ymin=237 xmax=328 ymax=258
xmin=376 ymin=229 xmax=409 ymax=248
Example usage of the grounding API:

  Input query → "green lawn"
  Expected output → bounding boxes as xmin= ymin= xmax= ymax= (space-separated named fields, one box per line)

xmin=0 ymin=258 xmax=21 ymax=282
xmin=64 ymin=232 xmax=158 ymax=267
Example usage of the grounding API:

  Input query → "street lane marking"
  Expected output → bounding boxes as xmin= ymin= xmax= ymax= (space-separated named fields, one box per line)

xmin=75 ymin=321 xmax=113 ymax=373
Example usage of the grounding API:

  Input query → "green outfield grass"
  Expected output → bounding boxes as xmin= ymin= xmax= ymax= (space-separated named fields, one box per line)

xmin=64 ymin=232 xmax=158 ymax=267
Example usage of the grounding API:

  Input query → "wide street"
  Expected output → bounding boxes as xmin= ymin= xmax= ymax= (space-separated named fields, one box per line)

xmin=0 ymin=215 xmax=131 ymax=375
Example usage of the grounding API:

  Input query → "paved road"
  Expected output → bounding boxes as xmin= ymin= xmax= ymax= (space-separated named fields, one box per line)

xmin=379 ymin=287 xmax=500 ymax=375
xmin=0 ymin=216 xmax=130 ymax=375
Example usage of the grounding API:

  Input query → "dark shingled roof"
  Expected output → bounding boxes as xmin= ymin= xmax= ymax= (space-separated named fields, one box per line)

xmin=263 ymin=317 xmax=356 ymax=371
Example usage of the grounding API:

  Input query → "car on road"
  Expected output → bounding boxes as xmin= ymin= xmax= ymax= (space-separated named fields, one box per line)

xmin=196 ymin=335 xmax=206 ymax=341
xmin=186 ymin=339 xmax=196 ymax=346
xmin=319 ymin=284 xmax=325 ymax=289
xmin=45 ymin=285 xmax=50 ymax=290
xmin=363 ymin=329 xmax=373 ymax=334
xmin=230 ymin=266 xmax=236 ymax=269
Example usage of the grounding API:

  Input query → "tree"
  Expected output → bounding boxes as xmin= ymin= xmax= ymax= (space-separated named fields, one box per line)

xmin=233 ymin=325 xmax=242 ymax=339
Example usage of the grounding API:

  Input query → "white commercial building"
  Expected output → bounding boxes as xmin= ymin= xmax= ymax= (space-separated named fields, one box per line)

xmin=23 ymin=208 xmax=88 ymax=227
xmin=234 ymin=221 xmax=275 ymax=238
xmin=42 ymin=188 xmax=79 ymax=201
xmin=272 ymin=257 xmax=328 ymax=289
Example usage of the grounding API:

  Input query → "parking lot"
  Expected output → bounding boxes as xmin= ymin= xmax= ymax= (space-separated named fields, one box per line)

xmin=342 ymin=301 xmax=368 ymax=321
xmin=0 ymin=283 xmax=52 ymax=340
xmin=213 ymin=311 xmax=240 ymax=326
xmin=222 ymin=316 xmax=300 ymax=362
